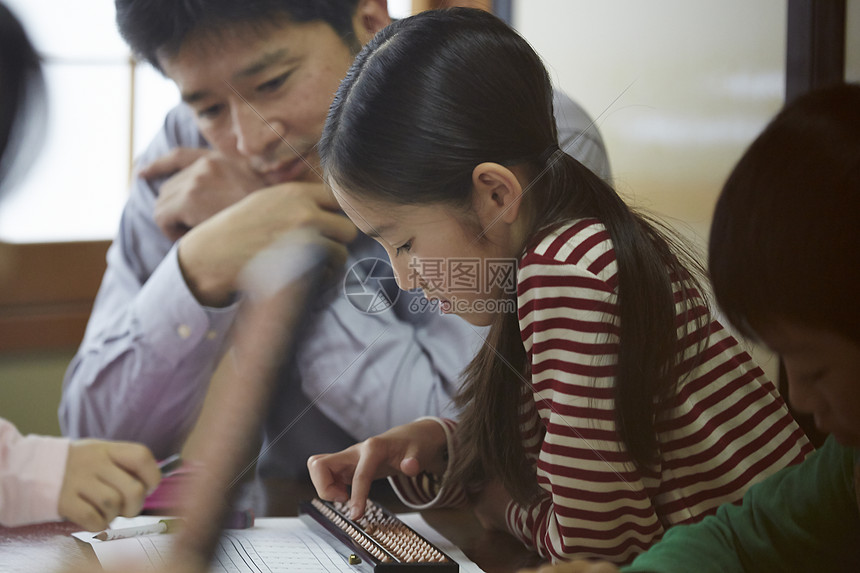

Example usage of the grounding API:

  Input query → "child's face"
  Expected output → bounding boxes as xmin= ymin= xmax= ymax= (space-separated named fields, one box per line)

xmin=758 ymin=320 xmax=860 ymax=447
xmin=333 ymin=186 xmax=517 ymax=326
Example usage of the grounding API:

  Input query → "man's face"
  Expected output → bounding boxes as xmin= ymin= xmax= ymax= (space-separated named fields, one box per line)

xmin=159 ymin=18 xmax=359 ymax=186
xmin=758 ymin=319 xmax=860 ymax=447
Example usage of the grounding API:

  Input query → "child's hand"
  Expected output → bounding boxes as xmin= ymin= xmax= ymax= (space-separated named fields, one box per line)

xmin=518 ymin=561 xmax=621 ymax=573
xmin=307 ymin=419 xmax=447 ymax=520
xmin=58 ymin=440 xmax=161 ymax=531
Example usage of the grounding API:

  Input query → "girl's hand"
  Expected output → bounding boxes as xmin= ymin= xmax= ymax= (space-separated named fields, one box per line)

xmin=472 ymin=477 xmax=514 ymax=531
xmin=58 ymin=440 xmax=161 ymax=531
xmin=518 ymin=560 xmax=621 ymax=573
xmin=307 ymin=419 xmax=447 ymax=519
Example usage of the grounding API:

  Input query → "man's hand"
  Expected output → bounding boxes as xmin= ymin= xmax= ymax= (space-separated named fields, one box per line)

xmin=141 ymin=148 xmax=266 ymax=241
xmin=177 ymin=183 xmax=358 ymax=307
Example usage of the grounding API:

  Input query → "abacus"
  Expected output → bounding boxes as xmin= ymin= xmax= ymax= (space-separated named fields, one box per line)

xmin=298 ymin=498 xmax=459 ymax=572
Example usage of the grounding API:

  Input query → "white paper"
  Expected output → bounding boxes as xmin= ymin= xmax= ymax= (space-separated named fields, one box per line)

xmin=73 ymin=514 xmax=486 ymax=572
xmin=72 ymin=515 xmax=166 ymax=545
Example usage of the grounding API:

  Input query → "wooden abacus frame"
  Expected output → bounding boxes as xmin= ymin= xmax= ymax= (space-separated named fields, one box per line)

xmin=298 ymin=498 xmax=458 ymax=572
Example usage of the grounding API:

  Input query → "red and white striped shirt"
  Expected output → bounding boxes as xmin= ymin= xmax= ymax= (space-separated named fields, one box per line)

xmin=390 ymin=219 xmax=813 ymax=564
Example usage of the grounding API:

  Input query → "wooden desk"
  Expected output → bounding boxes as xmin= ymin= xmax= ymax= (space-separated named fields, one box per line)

xmin=0 ymin=521 xmax=96 ymax=572
xmin=0 ymin=479 xmax=542 ymax=572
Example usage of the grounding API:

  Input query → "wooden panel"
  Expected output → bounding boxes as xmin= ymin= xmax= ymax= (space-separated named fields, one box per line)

xmin=0 ymin=241 xmax=109 ymax=304
xmin=0 ymin=306 xmax=95 ymax=351
xmin=0 ymin=240 xmax=109 ymax=352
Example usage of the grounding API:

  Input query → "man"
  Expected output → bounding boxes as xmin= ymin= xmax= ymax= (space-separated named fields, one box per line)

xmin=60 ymin=0 xmax=611 ymax=479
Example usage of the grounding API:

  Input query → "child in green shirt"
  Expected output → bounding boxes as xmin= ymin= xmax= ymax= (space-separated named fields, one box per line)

xmin=521 ymin=83 xmax=860 ymax=573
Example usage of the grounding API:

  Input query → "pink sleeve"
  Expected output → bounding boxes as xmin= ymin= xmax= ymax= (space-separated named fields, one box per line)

xmin=0 ymin=418 xmax=70 ymax=526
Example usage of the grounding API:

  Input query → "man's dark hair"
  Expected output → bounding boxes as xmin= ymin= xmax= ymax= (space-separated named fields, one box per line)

xmin=115 ymin=0 xmax=362 ymax=71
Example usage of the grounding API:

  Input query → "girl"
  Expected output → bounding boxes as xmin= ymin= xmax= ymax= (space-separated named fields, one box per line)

xmin=308 ymin=8 xmax=812 ymax=565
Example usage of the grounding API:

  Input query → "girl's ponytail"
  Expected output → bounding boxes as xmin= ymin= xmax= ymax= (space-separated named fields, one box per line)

xmin=540 ymin=151 xmax=709 ymax=470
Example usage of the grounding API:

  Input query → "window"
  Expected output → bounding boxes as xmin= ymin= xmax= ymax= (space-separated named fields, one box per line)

xmin=0 ymin=0 xmax=177 ymax=243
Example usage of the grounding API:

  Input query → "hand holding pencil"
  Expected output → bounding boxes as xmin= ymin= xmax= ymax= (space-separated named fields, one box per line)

xmin=58 ymin=440 xmax=161 ymax=532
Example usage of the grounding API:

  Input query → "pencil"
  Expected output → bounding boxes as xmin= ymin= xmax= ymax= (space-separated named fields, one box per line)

xmin=92 ymin=518 xmax=183 ymax=541
xmin=158 ymin=453 xmax=183 ymax=476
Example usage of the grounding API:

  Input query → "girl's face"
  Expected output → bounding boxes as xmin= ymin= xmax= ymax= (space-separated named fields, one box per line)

xmin=333 ymin=187 xmax=519 ymax=326
xmin=757 ymin=319 xmax=860 ymax=447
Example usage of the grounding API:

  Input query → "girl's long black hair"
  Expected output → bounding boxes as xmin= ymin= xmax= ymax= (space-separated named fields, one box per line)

xmin=320 ymin=8 xmax=708 ymax=501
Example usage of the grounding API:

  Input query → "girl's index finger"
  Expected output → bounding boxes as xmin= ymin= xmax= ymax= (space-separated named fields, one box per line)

xmin=346 ymin=449 xmax=386 ymax=521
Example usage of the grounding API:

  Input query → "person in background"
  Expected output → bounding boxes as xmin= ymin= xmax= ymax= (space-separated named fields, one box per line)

xmin=0 ymin=0 xmax=160 ymax=532
xmin=520 ymin=83 xmax=860 ymax=573
xmin=58 ymin=0 xmax=612 ymax=480
xmin=307 ymin=8 xmax=812 ymax=565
